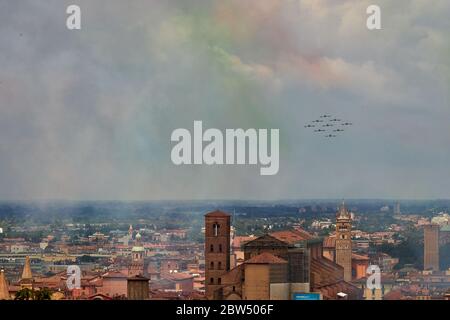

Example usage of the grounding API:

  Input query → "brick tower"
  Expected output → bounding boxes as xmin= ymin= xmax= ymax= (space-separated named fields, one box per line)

xmin=424 ymin=224 xmax=439 ymax=271
xmin=205 ymin=210 xmax=231 ymax=299
xmin=335 ymin=202 xmax=352 ymax=282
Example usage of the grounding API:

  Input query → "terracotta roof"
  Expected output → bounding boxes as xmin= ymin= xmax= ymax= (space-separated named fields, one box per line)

xmin=128 ymin=275 xmax=149 ymax=281
xmin=102 ymin=271 xmax=128 ymax=279
xmin=164 ymin=272 xmax=194 ymax=281
xmin=269 ymin=229 xmax=313 ymax=244
xmin=232 ymin=236 xmax=256 ymax=248
xmin=351 ymin=253 xmax=369 ymax=261
xmin=314 ymin=280 xmax=362 ymax=300
xmin=245 ymin=252 xmax=287 ymax=264
xmin=383 ymin=289 xmax=403 ymax=300
xmin=292 ymin=227 xmax=314 ymax=240
xmin=205 ymin=210 xmax=230 ymax=217
xmin=311 ymin=257 xmax=344 ymax=287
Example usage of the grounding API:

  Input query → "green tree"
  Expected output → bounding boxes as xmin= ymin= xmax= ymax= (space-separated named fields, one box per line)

xmin=34 ymin=288 xmax=52 ymax=300
xmin=15 ymin=288 xmax=34 ymax=300
xmin=14 ymin=287 xmax=52 ymax=300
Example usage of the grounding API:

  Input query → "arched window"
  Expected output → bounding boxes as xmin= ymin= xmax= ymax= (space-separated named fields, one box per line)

xmin=213 ymin=223 xmax=220 ymax=236
xmin=210 ymin=261 xmax=214 ymax=270
xmin=210 ymin=244 xmax=214 ymax=252
xmin=218 ymin=261 xmax=222 ymax=270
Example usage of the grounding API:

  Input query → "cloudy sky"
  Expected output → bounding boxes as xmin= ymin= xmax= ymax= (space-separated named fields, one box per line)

xmin=0 ymin=0 xmax=449 ymax=200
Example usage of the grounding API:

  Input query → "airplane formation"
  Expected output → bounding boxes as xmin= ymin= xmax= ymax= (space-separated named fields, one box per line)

xmin=303 ymin=114 xmax=353 ymax=138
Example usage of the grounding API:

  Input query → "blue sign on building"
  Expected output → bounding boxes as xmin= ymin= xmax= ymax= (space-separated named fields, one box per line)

xmin=293 ymin=293 xmax=322 ymax=300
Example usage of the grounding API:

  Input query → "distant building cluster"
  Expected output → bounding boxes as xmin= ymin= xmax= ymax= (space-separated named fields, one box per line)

xmin=1 ymin=203 xmax=450 ymax=300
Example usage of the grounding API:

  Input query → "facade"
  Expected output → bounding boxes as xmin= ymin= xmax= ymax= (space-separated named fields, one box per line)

xmin=243 ymin=253 xmax=289 ymax=300
xmin=424 ymin=224 xmax=440 ymax=271
xmin=127 ymin=275 xmax=149 ymax=300
xmin=351 ymin=254 xmax=369 ymax=280
xmin=335 ymin=202 xmax=353 ymax=282
xmin=204 ymin=210 xmax=231 ymax=299
xmin=100 ymin=271 xmax=128 ymax=298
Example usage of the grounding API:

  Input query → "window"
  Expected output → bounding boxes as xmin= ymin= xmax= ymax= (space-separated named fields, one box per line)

xmin=218 ymin=261 xmax=222 ymax=270
xmin=218 ymin=278 xmax=222 ymax=285
xmin=219 ymin=244 xmax=222 ymax=252
xmin=213 ymin=223 xmax=220 ymax=236
xmin=210 ymin=261 xmax=214 ymax=269
xmin=210 ymin=244 xmax=214 ymax=252
xmin=210 ymin=278 xmax=214 ymax=284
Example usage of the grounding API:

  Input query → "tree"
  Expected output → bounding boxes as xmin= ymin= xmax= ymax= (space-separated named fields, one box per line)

xmin=15 ymin=288 xmax=34 ymax=300
xmin=14 ymin=287 xmax=52 ymax=300
xmin=34 ymin=288 xmax=52 ymax=300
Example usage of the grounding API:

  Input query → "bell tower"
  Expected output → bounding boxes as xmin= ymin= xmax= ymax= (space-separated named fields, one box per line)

xmin=335 ymin=201 xmax=352 ymax=282
xmin=129 ymin=232 xmax=145 ymax=277
xmin=205 ymin=210 xmax=230 ymax=300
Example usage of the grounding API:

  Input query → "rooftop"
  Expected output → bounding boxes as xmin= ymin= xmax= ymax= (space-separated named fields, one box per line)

xmin=245 ymin=252 xmax=288 ymax=264
xmin=205 ymin=210 xmax=231 ymax=217
xmin=270 ymin=228 xmax=313 ymax=244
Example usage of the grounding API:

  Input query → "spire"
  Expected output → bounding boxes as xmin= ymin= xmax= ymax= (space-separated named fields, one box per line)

xmin=21 ymin=256 xmax=33 ymax=280
xmin=337 ymin=200 xmax=350 ymax=219
xmin=0 ymin=269 xmax=10 ymax=300
xmin=129 ymin=225 xmax=133 ymax=236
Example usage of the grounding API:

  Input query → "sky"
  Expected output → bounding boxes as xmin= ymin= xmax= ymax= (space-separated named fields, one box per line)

xmin=0 ymin=0 xmax=449 ymax=201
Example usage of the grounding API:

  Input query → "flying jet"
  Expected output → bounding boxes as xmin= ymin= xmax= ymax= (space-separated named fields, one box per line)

xmin=322 ymin=123 xmax=333 ymax=127
xmin=304 ymin=124 xmax=315 ymax=128
xmin=333 ymin=129 xmax=344 ymax=132
xmin=314 ymin=129 xmax=326 ymax=132
xmin=329 ymin=118 xmax=341 ymax=122
xmin=312 ymin=119 xmax=324 ymax=123
xmin=341 ymin=122 xmax=353 ymax=126
xmin=320 ymin=114 xmax=332 ymax=118
xmin=325 ymin=134 xmax=337 ymax=138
